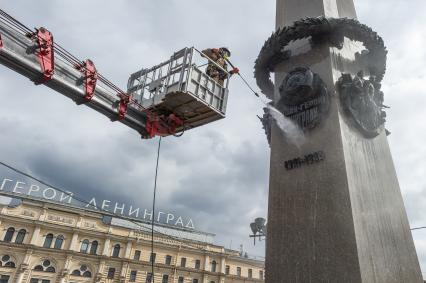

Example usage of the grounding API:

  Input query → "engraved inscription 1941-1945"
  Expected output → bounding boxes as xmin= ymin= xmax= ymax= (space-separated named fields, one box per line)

xmin=284 ymin=151 xmax=325 ymax=170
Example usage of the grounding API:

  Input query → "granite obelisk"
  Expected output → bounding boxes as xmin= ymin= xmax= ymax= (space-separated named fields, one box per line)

xmin=262 ymin=0 xmax=423 ymax=282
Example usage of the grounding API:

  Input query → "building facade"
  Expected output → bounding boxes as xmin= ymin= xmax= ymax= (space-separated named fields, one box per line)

xmin=0 ymin=197 xmax=264 ymax=283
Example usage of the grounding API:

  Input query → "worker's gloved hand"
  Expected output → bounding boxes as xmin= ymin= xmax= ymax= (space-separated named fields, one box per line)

xmin=230 ymin=67 xmax=240 ymax=75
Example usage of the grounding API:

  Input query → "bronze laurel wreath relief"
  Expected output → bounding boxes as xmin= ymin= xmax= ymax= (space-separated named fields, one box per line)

xmin=254 ymin=17 xmax=388 ymax=138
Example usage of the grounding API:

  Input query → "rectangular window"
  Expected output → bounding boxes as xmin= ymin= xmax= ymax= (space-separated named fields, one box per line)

xmin=0 ymin=275 xmax=10 ymax=283
xmin=192 ymin=279 xmax=198 ymax=283
xmin=237 ymin=267 xmax=241 ymax=276
xmin=248 ymin=269 xmax=252 ymax=278
xmin=178 ymin=276 xmax=184 ymax=283
xmin=180 ymin=257 xmax=186 ymax=267
xmin=150 ymin=253 xmax=156 ymax=263
xmin=259 ymin=270 xmax=264 ymax=279
xmin=107 ymin=267 xmax=115 ymax=279
xmin=130 ymin=270 xmax=137 ymax=282
xmin=134 ymin=250 xmax=141 ymax=260
xmin=165 ymin=255 xmax=172 ymax=265
xmin=162 ymin=274 xmax=169 ymax=283
xmin=225 ymin=265 xmax=230 ymax=275
xmin=195 ymin=259 xmax=200 ymax=269
xmin=146 ymin=273 xmax=153 ymax=283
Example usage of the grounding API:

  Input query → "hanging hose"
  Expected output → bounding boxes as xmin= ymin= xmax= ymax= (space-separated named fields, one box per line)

xmin=225 ymin=58 xmax=261 ymax=98
xmin=151 ymin=137 xmax=162 ymax=283
xmin=237 ymin=73 xmax=260 ymax=97
xmin=224 ymin=58 xmax=275 ymax=112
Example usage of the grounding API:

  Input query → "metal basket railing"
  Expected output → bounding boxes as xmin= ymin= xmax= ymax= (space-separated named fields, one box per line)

xmin=127 ymin=47 xmax=229 ymax=115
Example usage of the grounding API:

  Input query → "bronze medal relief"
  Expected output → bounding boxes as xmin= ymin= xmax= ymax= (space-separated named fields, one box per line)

xmin=277 ymin=67 xmax=329 ymax=130
xmin=337 ymin=72 xmax=387 ymax=137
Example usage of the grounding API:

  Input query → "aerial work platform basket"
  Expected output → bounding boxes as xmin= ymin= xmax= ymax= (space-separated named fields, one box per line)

xmin=127 ymin=47 xmax=230 ymax=135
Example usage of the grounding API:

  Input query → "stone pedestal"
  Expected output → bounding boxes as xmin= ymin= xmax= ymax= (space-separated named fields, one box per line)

xmin=265 ymin=0 xmax=423 ymax=282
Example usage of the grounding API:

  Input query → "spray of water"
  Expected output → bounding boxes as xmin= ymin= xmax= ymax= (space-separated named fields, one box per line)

xmin=255 ymin=89 xmax=305 ymax=147
xmin=267 ymin=104 xmax=305 ymax=147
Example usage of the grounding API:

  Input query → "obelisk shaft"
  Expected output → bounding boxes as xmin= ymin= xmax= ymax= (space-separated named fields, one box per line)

xmin=266 ymin=0 xmax=423 ymax=282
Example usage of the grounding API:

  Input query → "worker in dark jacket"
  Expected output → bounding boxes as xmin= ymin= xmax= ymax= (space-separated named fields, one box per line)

xmin=202 ymin=47 xmax=239 ymax=86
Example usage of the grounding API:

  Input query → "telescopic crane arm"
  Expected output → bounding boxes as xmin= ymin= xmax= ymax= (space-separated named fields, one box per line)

xmin=0 ymin=11 xmax=153 ymax=136
xmin=0 ymin=9 xmax=209 ymax=139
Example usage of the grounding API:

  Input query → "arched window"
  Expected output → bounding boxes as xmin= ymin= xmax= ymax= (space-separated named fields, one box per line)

xmin=3 ymin=227 xmax=15 ymax=242
xmin=54 ymin=235 xmax=64 ymax=249
xmin=0 ymin=255 xmax=16 ymax=268
xmin=15 ymin=229 xmax=26 ymax=244
xmin=43 ymin=234 xmax=53 ymax=248
xmin=80 ymin=239 xmax=89 ymax=253
xmin=34 ymin=259 xmax=55 ymax=273
xmin=112 ymin=244 xmax=120 ymax=258
xmin=71 ymin=264 xmax=92 ymax=278
xmin=4 ymin=261 xmax=15 ymax=268
xmin=133 ymin=250 xmax=141 ymax=260
xmin=211 ymin=260 xmax=217 ymax=272
xmin=90 ymin=241 xmax=98 ymax=255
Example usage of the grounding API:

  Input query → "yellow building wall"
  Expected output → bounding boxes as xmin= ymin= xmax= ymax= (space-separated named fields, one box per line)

xmin=0 ymin=200 xmax=264 ymax=283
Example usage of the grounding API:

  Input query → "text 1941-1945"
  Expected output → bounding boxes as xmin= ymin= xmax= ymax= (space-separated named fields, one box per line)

xmin=284 ymin=151 xmax=325 ymax=170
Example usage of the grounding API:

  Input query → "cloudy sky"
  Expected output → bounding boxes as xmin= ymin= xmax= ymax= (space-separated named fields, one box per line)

xmin=1 ymin=0 xmax=426 ymax=273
